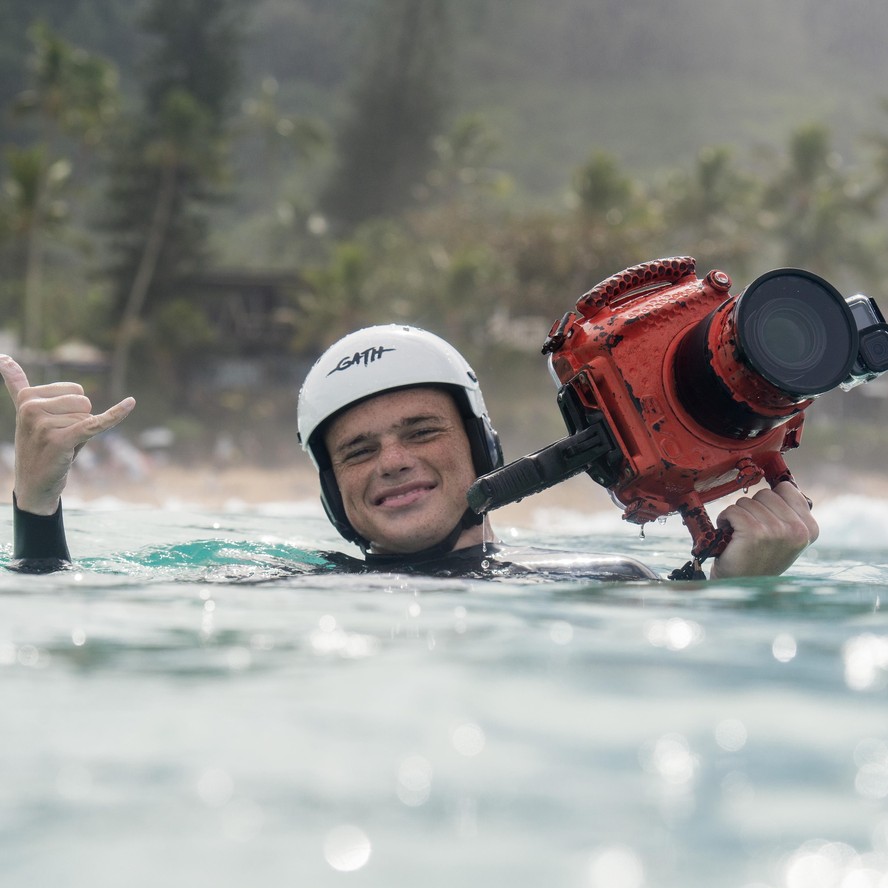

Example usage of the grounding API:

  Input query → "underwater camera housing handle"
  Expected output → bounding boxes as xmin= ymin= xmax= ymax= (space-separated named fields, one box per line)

xmin=465 ymin=406 xmax=623 ymax=516
xmin=468 ymin=256 xmax=887 ymax=579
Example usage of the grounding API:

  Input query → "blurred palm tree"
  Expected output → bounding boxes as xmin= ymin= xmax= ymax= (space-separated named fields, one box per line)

xmin=109 ymin=88 xmax=224 ymax=399
xmin=3 ymin=146 xmax=71 ymax=353
xmin=661 ymin=146 xmax=761 ymax=280
xmin=9 ymin=20 xmax=118 ymax=353
xmin=762 ymin=123 xmax=880 ymax=285
xmin=103 ymin=0 xmax=246 ymax=400
xmin=13 ymin=20 xmax=119 ymax=149
xmin=321 ymin=0 xmax=453 ymax=228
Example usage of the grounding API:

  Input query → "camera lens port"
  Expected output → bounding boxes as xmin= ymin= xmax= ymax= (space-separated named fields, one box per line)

xmin=673 ymin=269 xmax=857 ymax=439
xmin=736 ymin=269 xmax=856 ymax=395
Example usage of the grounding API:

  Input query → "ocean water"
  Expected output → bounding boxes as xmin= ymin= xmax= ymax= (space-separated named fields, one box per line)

xmin=1 ymin=493 xmax=887 ymax=888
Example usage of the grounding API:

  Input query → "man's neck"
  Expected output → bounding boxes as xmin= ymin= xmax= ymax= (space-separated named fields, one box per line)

xmin=367 ymin=518 xmax=493 ymax=558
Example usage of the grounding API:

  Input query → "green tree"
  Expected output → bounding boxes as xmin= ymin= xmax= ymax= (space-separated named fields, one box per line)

xmin=762 ymin=123 xmax=879 ymax=283
xmin=7 ymin=21 xmax=117 ymax=352
xmin=321 ymin=0 xmax=453 ymax=228
xmin=13 ymin=20 xmax=118 ymax=149
xmin=103 ymin=0 xmax=246 ymax=399
xmin=229 ymin=75 xmax=330 ymax=266
xmin=862 ymin=99 xmax=888 ymax=235
xmin=567 ymin=150 xmax=664 ymax=289
xmin=240 ymin=76 xmax=327 ymax=207
xmin=425 ymin=113 xmax=513 ymax=205
xmin=661 ymin=146 xmax=762 ymax=279
xmin=109 ymin=89 xmax=224 ymax=399
xmin=2 ymin=146 xmax=70 ymax=351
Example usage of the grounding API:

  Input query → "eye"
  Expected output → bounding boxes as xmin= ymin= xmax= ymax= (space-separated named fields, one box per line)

xmin=409 ymin=425 xmax=444 ymax=441
xmin=339 ymin=444 xmax=376 ymax=464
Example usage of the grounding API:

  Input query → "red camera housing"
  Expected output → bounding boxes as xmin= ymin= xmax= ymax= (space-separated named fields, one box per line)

xmin=544 ymin=256 xmax=810 ymax=559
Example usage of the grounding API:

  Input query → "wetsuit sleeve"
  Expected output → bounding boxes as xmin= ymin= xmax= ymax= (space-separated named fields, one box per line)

xmin=8 ymin=494 xmax=72 ymax=573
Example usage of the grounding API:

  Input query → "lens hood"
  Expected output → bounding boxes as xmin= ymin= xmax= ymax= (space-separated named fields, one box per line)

xmin=735 ymin=269 xmax=857 ymax=397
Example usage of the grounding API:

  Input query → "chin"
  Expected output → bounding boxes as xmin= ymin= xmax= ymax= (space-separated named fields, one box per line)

xmin=368 ymin=521 xmax=455 ymax=555
xmin=363 ymin=506 xmax=458 ymax=551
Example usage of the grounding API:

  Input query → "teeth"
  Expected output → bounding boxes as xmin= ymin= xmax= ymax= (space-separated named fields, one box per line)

xmin=380 ymin=486 xmax=430 ymax=506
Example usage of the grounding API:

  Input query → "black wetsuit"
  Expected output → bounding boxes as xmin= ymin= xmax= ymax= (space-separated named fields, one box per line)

xmin=8 ymin=499 xmax=660 ymax=581
xmin=9 ymin=497 xmax=72 ymax=573
xmin=323 ymin=545 xmax=659 ymax=581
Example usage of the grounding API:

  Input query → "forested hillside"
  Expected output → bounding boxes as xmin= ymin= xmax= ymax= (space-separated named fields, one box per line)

xmin=3 ymin=0 xmax=887 ymax=196
xmin=2 ymin=0 xmax=888 ymax=465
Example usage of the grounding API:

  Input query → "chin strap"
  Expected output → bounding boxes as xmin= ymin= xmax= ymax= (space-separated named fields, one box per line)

xmin=363 ymin=507 xmax=483 ymax=566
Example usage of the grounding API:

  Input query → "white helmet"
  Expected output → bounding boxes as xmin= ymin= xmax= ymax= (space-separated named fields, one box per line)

xmin=297 ymin=324 xmax=502 ymax=548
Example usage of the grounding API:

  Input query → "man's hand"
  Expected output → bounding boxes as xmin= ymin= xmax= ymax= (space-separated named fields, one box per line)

xmin=709 ymin=481 xmax=819 ymax=580
xmin=0 ymin=355 xmax=135 ymax=515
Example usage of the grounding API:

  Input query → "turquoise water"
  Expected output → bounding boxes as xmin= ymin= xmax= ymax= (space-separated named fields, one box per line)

xmin=1 ymin=494 xmax=887 ymax=888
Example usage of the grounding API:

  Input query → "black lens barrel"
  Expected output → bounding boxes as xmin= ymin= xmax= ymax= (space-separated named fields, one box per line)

xmin=673 ymin=269 xmax=858 ymax=440
xmin=673 ymin=317 xmax=789 ymax=439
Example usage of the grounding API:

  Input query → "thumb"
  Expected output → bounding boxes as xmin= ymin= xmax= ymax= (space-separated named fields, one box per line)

xmin=0 ymin=355 xmax=31 ymax=403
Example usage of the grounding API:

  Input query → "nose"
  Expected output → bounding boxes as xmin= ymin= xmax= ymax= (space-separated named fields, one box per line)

xmin=376 ymin=437 xmax=416 ymax=476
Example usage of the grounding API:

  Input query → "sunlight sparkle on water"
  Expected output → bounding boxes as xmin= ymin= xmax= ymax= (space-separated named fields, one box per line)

xmin=14 ymin=644 xmax=45 ymax=668
xmin=714 ymin=718 xmax=748 ymax=752
xmin=451 ymin=721 xmax=486 ymax=757
xmin=549 ymin=620 xmax=574 ymax=645
xmin=772 ymin=633 xmax=797 ymax=663
xmin=646 ymin=617 xmax=703 ymax=651
xmin=781 ymin=839 xmax=888 ymax=888
xmin=310 ymin=615 xmax=379 ymax=659
xmin=323 ymin=825 xmax=371 ymax=872
xmin=843 ymin=634 xmax=888 ymax=691
xmin=640 ymin=733 xmax=698 ymax=787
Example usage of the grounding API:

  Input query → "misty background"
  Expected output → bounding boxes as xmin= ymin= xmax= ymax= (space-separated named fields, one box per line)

xmin=1 ymin=0 xmax=887 ymax=484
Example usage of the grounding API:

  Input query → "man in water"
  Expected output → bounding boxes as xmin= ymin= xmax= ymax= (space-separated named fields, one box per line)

xmin=0 ymin=325 xmax=818 ymax=578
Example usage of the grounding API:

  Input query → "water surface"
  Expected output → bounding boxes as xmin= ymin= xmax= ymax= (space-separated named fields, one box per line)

xmin=1 ymin=495 xmax=886 ymax=888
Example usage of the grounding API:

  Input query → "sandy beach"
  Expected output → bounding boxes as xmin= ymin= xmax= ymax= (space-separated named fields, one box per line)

xmin=8 ymin=458 xmax=883 ymax=523
xmin=44 ymin=460 xmax=621 ymax=522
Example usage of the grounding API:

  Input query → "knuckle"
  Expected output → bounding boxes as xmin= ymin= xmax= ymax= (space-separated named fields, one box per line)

xmin=14 ymin=386 xmax=37 ymax=408
xmin=17 ymin=397 xmax=43 ymax=422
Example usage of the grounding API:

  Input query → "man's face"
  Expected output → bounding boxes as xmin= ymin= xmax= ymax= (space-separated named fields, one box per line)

xmin=324 ymin=387 xmax=481 ymax=554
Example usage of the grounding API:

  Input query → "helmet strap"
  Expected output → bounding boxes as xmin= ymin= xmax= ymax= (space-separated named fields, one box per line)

xmin=319 ymin=466 xmax=484 ymax=559
xmin=364 ymin=506 xmax=483 ymax=566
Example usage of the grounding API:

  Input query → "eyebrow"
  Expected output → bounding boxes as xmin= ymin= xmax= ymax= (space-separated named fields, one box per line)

xmin=331 ymin=413 xmax=449 ymax=455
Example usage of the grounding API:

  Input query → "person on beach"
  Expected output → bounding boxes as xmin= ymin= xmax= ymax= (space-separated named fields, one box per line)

xmin=0 ymin=325 xmax=819 ymax=578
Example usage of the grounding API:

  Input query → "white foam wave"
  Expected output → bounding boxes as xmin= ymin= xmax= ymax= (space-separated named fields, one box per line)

xmin=815 ymin=494 xmax=888 ymax=550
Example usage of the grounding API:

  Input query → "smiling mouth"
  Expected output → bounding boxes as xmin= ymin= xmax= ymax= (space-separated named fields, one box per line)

xmin=374 ymin=483 xmax=436 ymax=508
